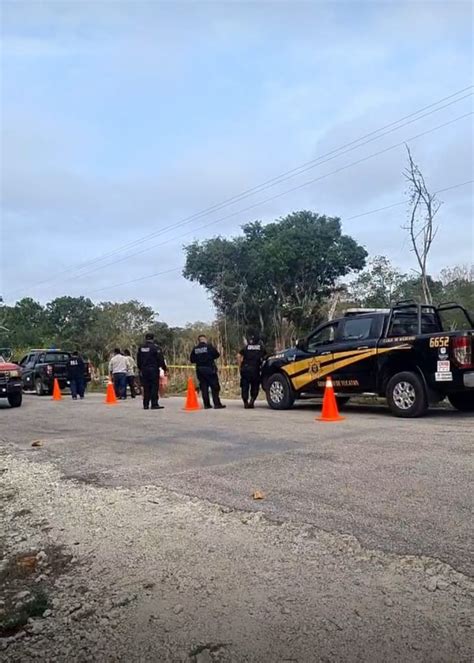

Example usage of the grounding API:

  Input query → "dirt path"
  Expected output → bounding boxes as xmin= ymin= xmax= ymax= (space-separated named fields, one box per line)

xmin=1 ymin=447 xmax=472 ymax=662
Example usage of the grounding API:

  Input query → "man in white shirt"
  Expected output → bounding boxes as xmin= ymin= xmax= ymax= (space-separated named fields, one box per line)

xmin=109 ymin=348 xmax=128 ymax=400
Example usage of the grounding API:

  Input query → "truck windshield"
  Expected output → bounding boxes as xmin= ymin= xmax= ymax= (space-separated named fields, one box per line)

xmin=43 ymin=353 xmax=70 ymax=362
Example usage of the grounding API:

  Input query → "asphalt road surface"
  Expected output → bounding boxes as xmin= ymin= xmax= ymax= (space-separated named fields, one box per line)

xmin=2 ymin=392 xmax=472 ymax=576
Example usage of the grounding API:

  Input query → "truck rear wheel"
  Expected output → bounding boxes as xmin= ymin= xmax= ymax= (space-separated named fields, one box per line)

xmin=448 ymin=393 xmax=474 ymax=412
xmin=8 ymin=392 xmax=22 ymax=408
xmin=386 ymin=371 xmax=428 ymax=418
xmin=265 ymin=373 xmax=295 ymax=410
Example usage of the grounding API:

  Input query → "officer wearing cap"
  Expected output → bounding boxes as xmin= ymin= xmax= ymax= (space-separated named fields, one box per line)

xmin=190 ymin=334 xmax=226 ymax=409
xmin=137 ymin=333 xmax=167 ymax=410
xmin=237 ymin=331 xmax=266 ymax=408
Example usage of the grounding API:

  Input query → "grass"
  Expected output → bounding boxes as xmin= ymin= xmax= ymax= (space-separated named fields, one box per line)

xmin=0 ymin=545 xmax=72 ymax=639
xmin=0 ymin=589 xmax=49 ymax=637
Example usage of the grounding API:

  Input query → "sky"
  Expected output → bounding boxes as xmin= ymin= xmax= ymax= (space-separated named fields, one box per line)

xmin=1 ymin=0 xmax=473 ymax=326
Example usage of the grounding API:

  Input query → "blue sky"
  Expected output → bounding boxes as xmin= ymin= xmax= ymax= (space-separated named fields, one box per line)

xmin=1 ymin=0 xmax=473 ymax=325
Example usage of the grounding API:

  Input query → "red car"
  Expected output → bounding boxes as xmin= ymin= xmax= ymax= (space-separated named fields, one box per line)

xmin=0 ymin=356 xmax=23 ymax=407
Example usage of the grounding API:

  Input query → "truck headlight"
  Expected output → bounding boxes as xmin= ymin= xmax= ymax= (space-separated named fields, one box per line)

xmin=9 ymin=370 xmax=20 ymax=377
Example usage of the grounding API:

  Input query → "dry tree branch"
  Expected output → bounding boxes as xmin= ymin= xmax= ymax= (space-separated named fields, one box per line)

xmin=402 ymin=144 xmax=442 ymax=304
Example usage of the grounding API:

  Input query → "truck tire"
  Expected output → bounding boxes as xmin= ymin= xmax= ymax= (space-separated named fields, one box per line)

xmin=265 ymin=373 xmax=295 ymax=410
xmin=447 ymin=393 xmax=474 ymax=412
xmin=35 ymin=377 xmax=46 ymax=396
xmin=386 ymin=371 xmax=428 ymax=418
xmin=8 ymin=392 xmax=22 ymax=408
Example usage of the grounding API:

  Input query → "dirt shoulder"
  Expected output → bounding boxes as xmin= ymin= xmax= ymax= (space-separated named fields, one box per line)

xmin=1 ymin=447 xmax=472 ymax=662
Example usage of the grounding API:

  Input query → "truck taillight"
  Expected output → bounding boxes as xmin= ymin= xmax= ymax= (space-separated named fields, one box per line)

xmin=452 ymin=336 xmax=473 ymax=368
xmin=46 ymin=364 xmax=53 ymax=375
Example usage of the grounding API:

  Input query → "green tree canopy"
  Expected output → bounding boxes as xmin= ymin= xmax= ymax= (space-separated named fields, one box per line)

xmin=348 ymin=256 xmax=408 ymax=308
xmin=184 ymin=211 xmax=367 ymax=346
xmin=439 ymin=265 xmax=474 ymax=314
xmin=46 ymin=296 xmax=98 ymax=349
xmin=1 ymin=297 xmax=49 ymax=349
xmin=347 ymin=258 xmax=473 ymax=313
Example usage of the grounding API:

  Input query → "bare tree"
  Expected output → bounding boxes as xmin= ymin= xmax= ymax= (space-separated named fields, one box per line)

xmin=403 ymin=145 xmax=441 ymax=304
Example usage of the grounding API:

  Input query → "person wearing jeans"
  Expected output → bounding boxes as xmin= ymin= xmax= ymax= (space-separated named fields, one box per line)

xmin=123 ymin=349 xmax=137 ymax=399
xmin=109 ymin=349 xmax=128 ymax=400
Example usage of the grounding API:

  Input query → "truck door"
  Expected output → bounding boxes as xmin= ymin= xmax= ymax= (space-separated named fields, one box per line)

xmin=299 ymin=321 xmax=339 ymax=394
xmin=329 ymin=316 xmax=379 ymax=392
xmin=21 ymin=354 xmax=38 ymax=390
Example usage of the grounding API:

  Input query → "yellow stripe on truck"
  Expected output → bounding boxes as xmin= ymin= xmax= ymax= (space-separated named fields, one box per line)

xmin=285 ymin=344 xmax=411 ymax=391
xmin=282 ymin=347 xmax=371 ymax=377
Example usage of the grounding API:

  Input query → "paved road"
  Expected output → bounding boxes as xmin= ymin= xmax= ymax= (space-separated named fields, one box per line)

xmin=1 ymin=393 xmax=473 ymax=575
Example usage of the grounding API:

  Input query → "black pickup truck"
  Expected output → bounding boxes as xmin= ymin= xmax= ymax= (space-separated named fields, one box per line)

xmin=262 ymin=302 xmax=474 ymax=417
xmin=19 ymin=349 xmax=91 ymax=395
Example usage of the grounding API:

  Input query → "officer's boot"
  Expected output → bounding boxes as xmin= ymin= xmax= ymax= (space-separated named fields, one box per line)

xmin=243 ymin=400 xmax=249 ymax=409
xmin=248 ymin=399 xmax=255 ymax=409
xmin=213 ymin=394 xmax=226 ymax=409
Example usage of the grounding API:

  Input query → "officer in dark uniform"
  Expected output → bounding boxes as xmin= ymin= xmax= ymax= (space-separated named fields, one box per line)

xmin=190 ymin=335 xmax=226 ymax=409
xmin=137 ymin=333 xmax=167 ymax=410
xmin=238 ymin=332 xmax=266 ymax=408
xmin=67 ymin=350 xmax=85 ymax=400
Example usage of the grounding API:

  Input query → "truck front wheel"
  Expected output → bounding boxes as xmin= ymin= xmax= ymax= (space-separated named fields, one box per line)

xmin=386 ymin=371 xmax=428 ymax=418
xmin=448 ymin=393 xmax=474 ymax=412
xmin=35 ymin=378 xmax=46 ymax=396
xmin=265 ymin=373 xmax=295 ymax=410
xmin=8 ymin=392 xmax=22 ymax=408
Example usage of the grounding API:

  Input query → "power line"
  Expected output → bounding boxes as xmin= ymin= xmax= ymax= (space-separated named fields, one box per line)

xmin=82 ymin=177 xmax=472 ymax=297
xmin=8 ymin=85 xmax=473 ymax=297
xmin=53 ymin=111 xmax=473 ymax=284
xmin=345 ymin=180 xmax=474 ymax=220
xmin=31 ymin=92 xmax=474 ymax=286
xmin=87 ymin=267 xmax=182 ymax=295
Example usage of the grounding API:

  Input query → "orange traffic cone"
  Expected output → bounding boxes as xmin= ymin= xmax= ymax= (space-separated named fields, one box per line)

xmin=52 ymin=378 xmax=62 ymax=401
xmin=317 ymin=376 xmax=345 ymax=422
xmin=184 ymin=377 xmax=201 ymax=411
xmin=105 ymin=381 xmax=118 ymax=405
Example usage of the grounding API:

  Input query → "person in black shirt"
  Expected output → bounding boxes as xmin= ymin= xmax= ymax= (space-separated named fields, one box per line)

xmin=137 ymin=333 xmax=167 ymax=410
xmin=238 ymin=332 xmax=266 ymax=408
xmin=190 ymin=335 xmax=226 ymax=409
xmin=67 ymin=351 xmax=85 ymax=400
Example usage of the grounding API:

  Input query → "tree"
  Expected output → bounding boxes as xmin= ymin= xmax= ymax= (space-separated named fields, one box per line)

xmin=395 ymin=274 xmax=444 ymax=304
xmin=46 ymin=296 xmax=99 ymax=350
xmin=348 ymin=256 xmax=407 ymax=308
xmin=87 ymin=301 xmax=158 ymax=366
xmin=439 ymin=264 xmax=474 ymax=313
xmin=403 ymin=145 xmax=441 ymax=304
xmin=184 ymin=211 xmax=367 ymax=347
xmin=1 ymin=298 xmax=49 ymax=349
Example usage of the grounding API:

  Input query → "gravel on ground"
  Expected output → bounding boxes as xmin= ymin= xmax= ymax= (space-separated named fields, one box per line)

xmin=1 ymin=446 xmax=473 ymax=662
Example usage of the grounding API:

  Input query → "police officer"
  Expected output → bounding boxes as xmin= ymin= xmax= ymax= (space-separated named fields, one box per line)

xmin=238 ymin=332 xmax=266 ymax=408
xmin=67 ymin=350 xmax=85 ymax=400
xmin=137 ymin=333 xmax=167 ymax=410
xmin=190 ymin=335 xmax=226 ymax=409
